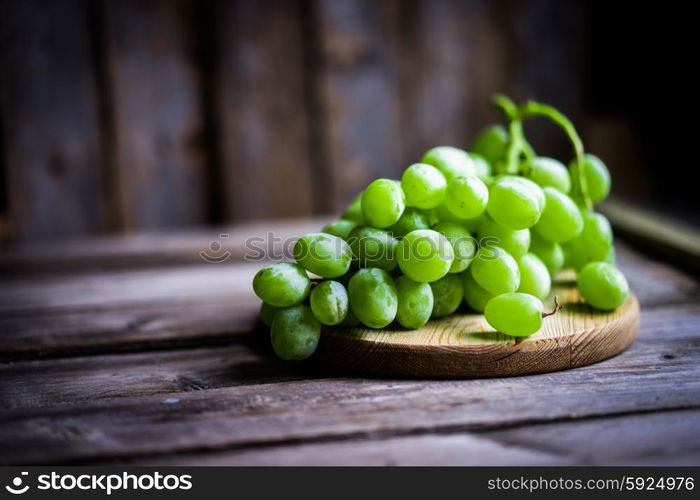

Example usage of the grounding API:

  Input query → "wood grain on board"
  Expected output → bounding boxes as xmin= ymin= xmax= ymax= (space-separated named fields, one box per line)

xmin=397 ymin=0 xmax=510 ymax=164
xmin=1 ymin=302 xmax=697 ymax=410
xmin=1 ymin=329 xmax=698 ymax=464
xmin=127 ymin=408 xmax=700 ymax=466
xmin=316 ymin=289 xmax=640 ymax=377
xmin=0 ymin=217 xmax=329 ymax=275
xmin=313 ymin=0 xmax=402 ymax=210
xmin=0 ymin=0 xmax=104 ymax=241
xmin=102 ymin=0 xmax=208 ymax=230
xmin=216 ymin=0 xmax=314 ymax=221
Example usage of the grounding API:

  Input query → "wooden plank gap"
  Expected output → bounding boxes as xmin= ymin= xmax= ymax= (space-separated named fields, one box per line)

xmin=299 ymin=0 xmax=333 ymax=214
xmin=86 ymin=0 xmax=122 ymax=233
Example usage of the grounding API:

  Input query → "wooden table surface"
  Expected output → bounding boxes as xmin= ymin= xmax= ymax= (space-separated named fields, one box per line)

xmin=1 ymin=218 xmax=699 ymax=466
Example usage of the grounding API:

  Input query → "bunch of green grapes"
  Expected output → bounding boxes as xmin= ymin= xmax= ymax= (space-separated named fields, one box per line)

xmin=253 ymin=95 xmax=630 ymax=359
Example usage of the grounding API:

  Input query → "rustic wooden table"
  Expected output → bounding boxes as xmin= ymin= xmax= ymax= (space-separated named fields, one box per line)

xmin=1 ymin=218 xmax=699 ymax=466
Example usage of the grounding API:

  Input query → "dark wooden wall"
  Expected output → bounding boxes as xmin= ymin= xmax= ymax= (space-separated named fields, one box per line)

xmin=0 ymin=0 xmax=587 ymax=242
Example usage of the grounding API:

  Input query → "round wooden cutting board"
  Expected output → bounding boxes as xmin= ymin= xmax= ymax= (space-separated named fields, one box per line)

xmin=315 ymin=282 xmax=640 ymax=378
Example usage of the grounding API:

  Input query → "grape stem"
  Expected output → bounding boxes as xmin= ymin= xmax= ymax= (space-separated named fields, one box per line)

xmin=542 ymin=296 xmax=563 ymax=318
xmin=491 ymin=95 xmax=535 ymax=175
xmin=518 ymin=101 xmax=593 ymax=210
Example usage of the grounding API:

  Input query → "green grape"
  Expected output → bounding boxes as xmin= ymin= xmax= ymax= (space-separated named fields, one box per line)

xmin=445 ymin=175 xmax=489 ymax=219
xmin=253 ymin=262 xmax=310 ymax=307
xmin=578 ymin=262 xmax=629 ymax=310
xmin=460 ymin=270 xmax=493 ymax=312
xmin=529 ymin=233 xmax=565 ymax=275
xmin=322 ymin=219 xmax=357 ymax=241
xmin=294 ymin=232 xmax=353 ymax=278
xmin=425 ymin=207 xmax=440 ymax=226
xmin=470 ymin=245 xmax=520 ymax=295
xmin=395 ymin=276 xmax=434 ymax=329
xmin=334 ymin=269 xmax=355 ymax=287
xmin=430 ymin=274 xmax=463 ymax=318
xmin=260 ymin=302 xmax=283 ymax=327
xmin=434 ymin=200 xmax=468 ymax=224
xmin=561 ymin=211 xmax=613 ymax=271
xmin=339 ymin=308 xmax=361 ymax=327
xmin=509 ymin=176 xmax=546 ymax=210
xmin=470 ymin=152 xmax=492 ymax=180
xmin=396 ymin=229 xmax=454 ymax=283
xmin=361 ymin=178 xmax=406 ymax=228
xmin=525 ymin=156 xmax=571 ymax=193
xmin=270 ymin=305 xmax=321 ymax=360
xmin=517 ymin=253 xmax=551 ymax=300
xmin=579 ymin=247 xmax=615 ymax=273
xmin=561 ymin=239 xmax=585 ymax=271
xmin=462 ymin=214 xmax=486 ymax=233
xmin=341 ymin=193 xmax=364 ymax=224
xmin=433 ymin=221 xmax=477 ymax=273
xmin=605 ymin=247 xmax=616 ymax=265
xmin=401 ymin=163 xmax=447 ymax=209
xmin=484 ymin=293 xmax=544 ymax=337
xmin=482 ymin=174 xmax=497 ymax=188
xmin=310 ymin=280 xmax=349 ymax=326
xmin=389 ymin=207 xmax=431 ymax=238
xmin=434 ymin=200 xmax=486 ymax=232
xmin=478 ymin=218 xmax=530 ymax=259
xmin=348 ymin=226 xmax=398 ymax=271
xmin=533 ymin=187 xmax=584 ymax=243
xmin=570 ymin=153 xmax=611 ymax=204
xmin=560 ymin=243 xmax=573 ymax=270
xmin=421 ymin=146 xmax=476 ymax=180
xmin=348 ymin=268 xmax=398 ymax=328
xmin=470 ymin=125 xmax=509 ymax=165
xmin=580 ymin=211 xmax=614 ymax=262
xmin=487 ymin=176 xmax=544 ymax=230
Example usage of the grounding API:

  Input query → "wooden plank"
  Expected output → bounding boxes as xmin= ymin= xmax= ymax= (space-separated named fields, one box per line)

xmin=1 ymin=243 xmax=695 ymax=316
xmin=581 ymin=119 xmax=651 ymax=203
xmin=0 ymin=0 xmax=105 ymax=241
xmin=0 ymin=262 xmax=259 ymax=316
xmin=508 ymin=0 xmax=585 ymax=157
xmin=511 ymin=0 xmax=585 ymax=103
xmin=397 ymin=0 xmax=514 ymax=164
xmin=216 ymin=0 xmax=314 ymax=221
xmin=0 ymin=301 xmax=259 ymax=357
xmin=2 ymin=365 xmax=699 ymax=464
xmin=0 ymin=241 xmax=697 ymax=357
xmin=1 ymin=305 xmax=698 ymax=464
xmin=614 ymin=243 xmax=699 ymax=307
xmin=601 ymin=198 xmax=700 ymax=277
xmin=128 ymin=408 xmax=700 ymax=466
xmin=313 ymin=0 xmax=402 ymax=210
xmin=102 ymin=0 xmax=207 ymax=230
xmin=0 ymin=218 xmax=329 ymax=276
xmin=0 ymin=343 xmax=333 ymax=410
xmin=132 ymin=433 xmax=569 ymax=466
xmin=2 ymin=216 xmax=696 ymax=311
xmin=2 ymin=302 xmax=698 ymax=409
xmin=398 ymin=0 xmax=471 ymax=161
xmin=483 ymin=408 xmax=700 ymax=466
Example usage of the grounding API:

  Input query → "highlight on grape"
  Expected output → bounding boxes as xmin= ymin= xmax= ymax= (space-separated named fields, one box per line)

xmin=252 ymin=95 xmax=629 ymax=361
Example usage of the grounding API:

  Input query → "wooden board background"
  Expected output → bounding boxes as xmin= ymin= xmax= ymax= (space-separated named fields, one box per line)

xmin=0 ymin=0 xmax=588 ymax=242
